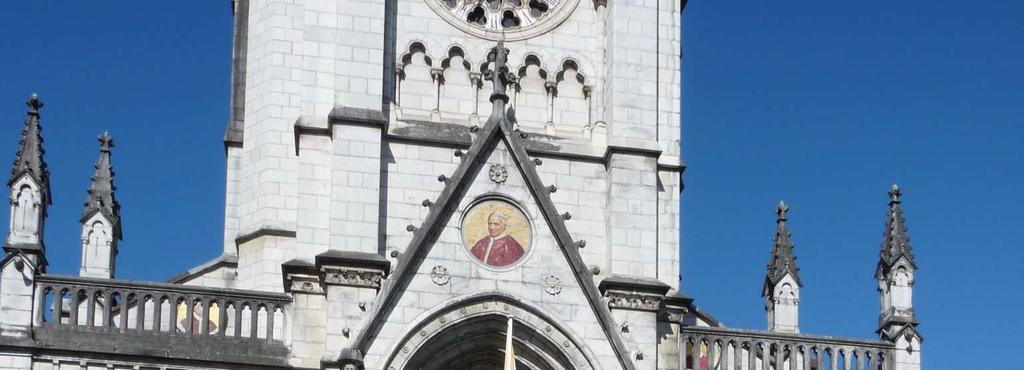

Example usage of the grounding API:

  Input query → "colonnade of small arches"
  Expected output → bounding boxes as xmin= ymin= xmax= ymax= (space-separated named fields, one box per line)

xmin=395 ymin=41 xmax=602 ymax=141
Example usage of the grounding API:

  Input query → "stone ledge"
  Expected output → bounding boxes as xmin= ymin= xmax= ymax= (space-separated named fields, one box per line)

xmin=315 ymin=251 xmax=390 ymax=289
xmin=167 ymin=254 xmax=238 ymax=284
xmin=329 ymin=106 xmax=387 ymax=128
xmin=281 ymin=258 xmax=322 ymax=294
xmin=599 ymin=275 xmax=672 ymax=312
xmin=234 ymin=228 xmax=296 ymax=247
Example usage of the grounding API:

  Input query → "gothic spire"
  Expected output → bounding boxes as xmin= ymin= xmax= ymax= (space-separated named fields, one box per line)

xmin=9 ymin=94 xmax=51 ymax=201
xmin=879 ymin=184 xmax=915 ymax=269
xmin=81 ymin=132 xmax=121 ymax=238
xmin=766 ymin=201 xmax=802 ymax=287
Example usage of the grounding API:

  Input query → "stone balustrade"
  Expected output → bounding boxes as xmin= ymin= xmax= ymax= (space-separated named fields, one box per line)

xmin=30 ymin=275 xmax=292 ymax=366
xmin=680 ymin=326 xmax=895 ymax=370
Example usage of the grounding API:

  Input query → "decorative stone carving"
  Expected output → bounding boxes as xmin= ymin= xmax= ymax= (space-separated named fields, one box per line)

xmin=430 ymin=265 xmax=450 ymax=286
xmin=323 ymin=269 xmax=384 ymax=289
xmin=605 ymin=291 xmax=662 ymax=312
xmin=542 ymin=274 xmax=562 ymax=295
xmin=488 ymin=164 xmax=508 ymax=183
xmin=423 ymin=0 xmax=582 ymax=41
xmin=289 ymin=279 xmax=324 ymax=294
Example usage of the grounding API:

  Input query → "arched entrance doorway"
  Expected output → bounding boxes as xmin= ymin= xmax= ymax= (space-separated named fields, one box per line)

xmin=383 ymin=294 xmax=597 ymax=370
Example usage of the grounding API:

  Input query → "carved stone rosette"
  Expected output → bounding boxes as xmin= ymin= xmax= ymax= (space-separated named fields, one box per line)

xmin=542 ymin=274 xmax=562 ymax=295
xmin=488 ymin=164 xmax=508 ymax=183
xmin=430 ymin=265 xmax=450 ymax=286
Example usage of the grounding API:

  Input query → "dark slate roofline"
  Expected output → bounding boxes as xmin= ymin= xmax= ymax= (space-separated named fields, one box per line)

xmin=234 ymin=228 xmax=296 ymax=246
xmin=348 ymin=80 xmax=637 ymax=370
xmin=166 ymin=254 xmax=239 ymax=284
xmin=315 ymin=250 xmax=390 ymax=274
xmin=599 ymin=274 xmax=672 ymax=295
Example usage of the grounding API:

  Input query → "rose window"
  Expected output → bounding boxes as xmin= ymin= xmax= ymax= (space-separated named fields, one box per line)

xmin=442 ymin=0 xmax=557 ymax=30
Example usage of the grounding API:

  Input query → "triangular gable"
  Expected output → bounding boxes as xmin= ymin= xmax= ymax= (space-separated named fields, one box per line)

xmin=349 ymin=43 xmax=635 ymax=370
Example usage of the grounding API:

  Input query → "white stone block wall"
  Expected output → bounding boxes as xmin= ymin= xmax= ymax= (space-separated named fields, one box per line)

xmin=610 ymin=309 xmax=658 ymax=370
xmin=605 ymin=0 xmax=660 ymax=142
xmin=0 ymin=256 xmax=35 ymax=335
xmin=656 ymin=321 xmax=681 ymax=370
xmin=222 ymin=146 xmax=243 ymax=256
xmin=297 ymin=134 xmax=332 ymax=261
xmin=657 ymin=0 xmax=682 ymax=159
xmin=238 ymin=0 xmax=303 ymax=237
xmin=237 ymin=236 xmax=296 ymax=291
xmin=0 ymin=352 xmax=31 ymax=370
xmin=330 ymin=125 xmax=383 ymax=254
xmin=657 ymin=170 xmax=681 ymax=290
xmin=606 ymin=154 xmax=658 ymax=278
xmin=535 ymin=158 xmax=609 ymax=273
xmin=179 ymin=265 xmax=238 ymax=289
xmin=288 ymin=291 xmax=327 ymax=368
xmin=381 ymin=143 xmax=458 ymax=256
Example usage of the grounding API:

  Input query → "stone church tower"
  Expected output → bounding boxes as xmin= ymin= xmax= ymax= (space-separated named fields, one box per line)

xmin=212 ymin=0 xmax=684 ymax=367
xmin=0 ymin=1 xmax=922 ymax=369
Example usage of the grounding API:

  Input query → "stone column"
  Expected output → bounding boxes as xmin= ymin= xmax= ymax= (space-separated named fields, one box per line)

xmin=657 ymin=292 xmax=691 ymax=370
xmin=329 ymin=108 xmax=386 ymax=255
xmin=316 ymin=251 xmax=389 ymax=368
xmin=0 ymin=253 xmax=37 ymax=368
xmin=600 ymin=276 xmax=671 ymax=370
xmin=282 ymin=260 xmax=326 ymax=368
xmin=605 ymin=150 xmax=659 ymax=278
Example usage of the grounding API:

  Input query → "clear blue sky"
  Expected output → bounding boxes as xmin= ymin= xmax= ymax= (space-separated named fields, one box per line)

xmin=0 ymin=2 xmax=1020 ymax=368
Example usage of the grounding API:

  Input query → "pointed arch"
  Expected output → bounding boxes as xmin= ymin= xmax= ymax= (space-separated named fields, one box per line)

xmin=384 ymin=292 xmax=599 ymax=370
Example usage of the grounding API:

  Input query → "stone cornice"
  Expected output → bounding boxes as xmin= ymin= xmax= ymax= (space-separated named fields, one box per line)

xmin=599 ymin=275 xmax=672 ymax=312
xmin=315 ymin=251 xmax=390 ymax=289
xmin=233 ymin=228 xmax=296 ymax=247
xmin=281 ymin=259 xmax=323 ymax=294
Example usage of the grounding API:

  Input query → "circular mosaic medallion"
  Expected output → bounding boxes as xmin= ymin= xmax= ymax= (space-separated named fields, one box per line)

xmin=461 ymin=198 xmax=532 ymax=269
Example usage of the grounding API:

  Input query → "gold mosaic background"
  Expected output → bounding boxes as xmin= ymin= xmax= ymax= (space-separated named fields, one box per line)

xmin=461 ymin=199 xmax=532 ymax=255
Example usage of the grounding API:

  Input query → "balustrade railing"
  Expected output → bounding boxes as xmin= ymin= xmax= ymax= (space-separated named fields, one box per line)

xmin=34 ymin=275 xmax=291 ymax=343
xmin=681 ymin=326 xmax=895 ymax=370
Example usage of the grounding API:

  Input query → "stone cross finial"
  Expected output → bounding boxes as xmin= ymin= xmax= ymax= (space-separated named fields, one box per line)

xmin=99 ymin=131 xmax=114 ymax=152
xmin=776 ymin=200 xmax=788 ymax=222
xmin=889 ymin=184 xmax=901 ymax=204
xmin=485 ymin=40 xmax=515 ymax=104
xmin=26 ymin=94 xmax=43 ymax=115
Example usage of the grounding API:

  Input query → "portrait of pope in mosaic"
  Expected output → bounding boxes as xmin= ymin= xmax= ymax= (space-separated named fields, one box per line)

xmin=462 ymin=199 xmax=531 ymax=268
